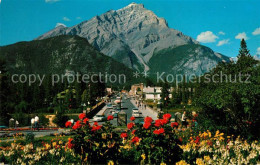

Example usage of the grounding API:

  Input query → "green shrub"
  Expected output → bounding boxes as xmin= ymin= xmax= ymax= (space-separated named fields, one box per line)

xmin=25 ymin=133 xmax=35 ymax=143
xmin=53 ymin=111 xmax=69 ymax=127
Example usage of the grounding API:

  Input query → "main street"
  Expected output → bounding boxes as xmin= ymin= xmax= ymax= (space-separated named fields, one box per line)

xmin=1 ymin=94 xmax=158 ymax=141
xmin=90 ymin=94 xmax=158 ymax=126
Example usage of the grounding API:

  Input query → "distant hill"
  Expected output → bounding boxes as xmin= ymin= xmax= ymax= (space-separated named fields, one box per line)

xmin=149 ymin=44 xmax=230 ymax=76
xmin=0 ymin=35 xmax=141 ymax=85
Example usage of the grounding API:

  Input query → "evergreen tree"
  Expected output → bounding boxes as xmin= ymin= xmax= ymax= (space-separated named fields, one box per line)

xmin=0 ymin=58 xmax=11 ymax=125
xmin=238 ymin=39 xmax=250 ymax=58
xmin=237 ymin=39 xmax=257 ymax=70
xmin=161 ymin=80 xmax=170 ymax=108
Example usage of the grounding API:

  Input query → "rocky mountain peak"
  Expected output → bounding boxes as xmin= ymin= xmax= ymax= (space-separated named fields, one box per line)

xmin=36 ymin=3 xmax=229 ymax=75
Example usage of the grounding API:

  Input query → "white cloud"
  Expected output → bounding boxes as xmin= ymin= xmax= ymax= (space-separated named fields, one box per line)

xmin=76 ymin=17 xmax=82 ymax=20
xmin=217 ymin=39 xmax=230 ymax=46
xmin=196 ymin=31 xmax=218 ymax=43
xmin=45 ymin=0 xmax=60 ymax=3
xmin=218 ymin=31 xmax=225 ymax=35
xmin=252 ymin=27 xmax=260 ymax=35
xmin=257 ymin=47 xmax=260 ymax=55
xmin=63 ymin=17 xmax=70 ymax=21
xmin=235 ymin=32 xmax=249 ymax=40
xmin=55 ymin=23 xmax=66 ymax=28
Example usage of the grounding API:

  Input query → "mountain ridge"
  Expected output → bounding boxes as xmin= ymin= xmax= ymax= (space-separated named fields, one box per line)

xmin=0 ymin=35 xmax=144 ymax=86
xmin=36 ymin=2 xmax=230 ymax=75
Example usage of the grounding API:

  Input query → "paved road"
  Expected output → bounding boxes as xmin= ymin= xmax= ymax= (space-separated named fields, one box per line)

xmin=90 ymin=94 xmax=157 ymax=126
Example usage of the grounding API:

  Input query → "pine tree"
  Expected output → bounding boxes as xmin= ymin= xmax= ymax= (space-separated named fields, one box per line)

xmin=0 ymin=58 xmax=11 ymax=125
xmin=161 ymin=80 xmax=170 ymax=108
xmin=238 ymin=38 xmax=250 ymax=58
xmin=237 ymin=39 xmax=258 ymax=71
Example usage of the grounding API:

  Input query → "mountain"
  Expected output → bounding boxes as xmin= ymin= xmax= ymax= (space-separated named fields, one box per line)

xmin=37 ymin=2 xmax=229 ymax=75
xmin=0 ymin=35 xmax=141 ymax=85
xmin=149 ymin=44 xmax=230 ymax=76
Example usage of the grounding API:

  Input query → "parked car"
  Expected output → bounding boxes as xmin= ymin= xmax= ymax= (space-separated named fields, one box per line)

xmin=93 ymin=115 xmax=106 ymax=122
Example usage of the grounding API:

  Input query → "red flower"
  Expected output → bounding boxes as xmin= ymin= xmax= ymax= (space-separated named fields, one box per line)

xmin=120 ymin=133 xmax=128 ymax=139
xmin=94 ymin=122 xmax=98 ymax=126
xmin=154 ymin=119 xmax=168 ymax=127
xmin=127 ymin=123 xmax=135 ymax=129
xmin=153 ymin=128 xmax=165 ymax=135
xmin=207 ymin=140 xmax=213 ymax=146
xmin=143 ymin=122 xmax=151 ymax=129
xmin=171 ymin=122 xmax=179 ymax=128
xmin=72 ymin=121 xmax=82 ymax=130
xmin=91 ymin=125 xmax=102 ymax=131
xmin=79 ymin=113 xmax=86 ymax=119
xmin=195 ymin=136 xmax=200 ymax=144
xmin=107 ymin=115 xmax=114 ymax=121
xmin=83 ymin=118 xmax=89 ymax=124
xmin=144 ymin=116 xmax=153 ymax=123
xmin=179 ymin=137 xmax=183 ymax=143
xmin=65 ymin=121 xmax=72 ymax=127
xmin=163 ymin=113 xmax=171 ymax=120
xmin=154 ymin=119 xmax=161 ymax=127
xmin=67 ymin=138 xmax=74 ymax=149
xmin=131 ymin=136 xmax=140 ymax=144
xmin=131 ymin=129 xmax=136 ymax=135
xmin=130 ymin=116 xmax=136 ymax=121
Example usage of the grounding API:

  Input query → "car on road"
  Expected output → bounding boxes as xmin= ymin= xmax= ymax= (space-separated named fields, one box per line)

xmin=132 ymin=111 xmax=141 ymax=118
xmin=93 ymin=115 xmax=106 ymax=122
xmin=132 ymin=108 xmax=139 ymax=113
xmin=107 ymin=103 xmax=113 ymax=109
xmin=113 ymin=113 xmax=118 ymax=118
xmin=110 ymin=110 xmax=115 ymax=114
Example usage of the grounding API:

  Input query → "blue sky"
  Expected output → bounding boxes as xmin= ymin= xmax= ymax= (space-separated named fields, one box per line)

xmin=0 ymin=0 xmax=259 ymax=57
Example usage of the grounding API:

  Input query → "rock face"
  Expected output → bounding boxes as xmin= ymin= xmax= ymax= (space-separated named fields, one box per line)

xmin=37 ymin=2 xmax=230 ymax=75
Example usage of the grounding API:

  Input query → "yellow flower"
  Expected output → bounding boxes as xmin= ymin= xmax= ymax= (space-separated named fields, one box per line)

xmin=204 ymin=155 xmax=210 ymax=162
xmin=45 ymin=143 xmax=51 ymax=149
xmin=141 ymin=154 xmax=146 ymax=160
xmin=94 ymin=142 xmax=100 ymax=147
xmin=196 ymin=158 xmax=205 ymax=165
xmin=52 ymin=142 xmax=57 ymax=147
xmin=207 ymin=130 xmax=211 ymax=138
xmin=160 ymin=162 xmax=166 ymax=165
xmin=59 ymin=140 xmax=63 ymax=145
xmin=176 ymin=160 xmax=189 ymax=165
xmin=108 ymin=160 xmax=114 ymax=165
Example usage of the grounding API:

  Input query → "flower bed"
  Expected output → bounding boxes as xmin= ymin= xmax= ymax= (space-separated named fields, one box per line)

xmin=1 ymin=113 xmax=260 ymax=164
